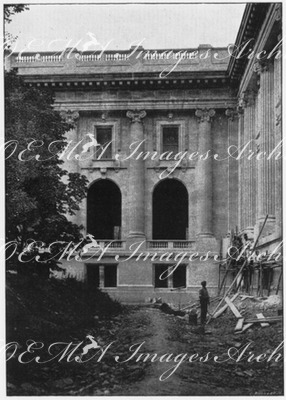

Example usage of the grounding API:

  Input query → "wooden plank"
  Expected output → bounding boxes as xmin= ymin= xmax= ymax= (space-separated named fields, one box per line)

xmin=234 ymin=323 xmax=254 ymax=334
xmin=182 ymin=296 xmax=221 ymax=311
xmin=213 ymin=293 xmax=239 ymax=318
xmin=245 ymin=316 xmax=282 ymax=324
xmin=240 ymin=295 xmax=254 ymax=301
xmin=207 ymin=216 xmax=269 ymax=325
xmin=242 ymin=323 xmax=254 ymax=332
xmin=234 ymin=317 xmax=245 ymax=332
xmin=225 ymin=296 xmax=242 ymax=318
xmin=256 ymin=313 xmax=270 ymax=327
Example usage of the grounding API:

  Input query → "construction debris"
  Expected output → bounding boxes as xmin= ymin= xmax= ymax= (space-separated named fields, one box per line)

xmin=255 ymin=313 xmax=269 ymax=328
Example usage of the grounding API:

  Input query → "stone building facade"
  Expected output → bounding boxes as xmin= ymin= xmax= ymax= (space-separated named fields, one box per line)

xmin=6 ymin=3 xmax=282 ymax=303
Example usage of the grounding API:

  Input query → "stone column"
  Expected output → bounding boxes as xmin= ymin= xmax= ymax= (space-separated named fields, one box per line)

xmin=242 ymin=90 xmax=257 ymax=238
xmin=225 ymin=108 xmax=238 ymax=233
xmin=254 ymin=60 xmax=275 ymax=235
xmin=126 ymin=110 xmax=146 ymax=239
xmin=236 ymin=100 xmax=245 ymax=231
xmin=274 ymin=40 xmax=282 ymax=237
xmin=195 ymin=108 xmax=215 ymax=238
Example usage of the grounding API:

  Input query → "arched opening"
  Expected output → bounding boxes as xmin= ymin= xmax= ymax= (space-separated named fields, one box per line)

xmin=153 ymin=179 xmax=188 ymax=240
xmin=87 ymin=180 xmax=121 ymax=239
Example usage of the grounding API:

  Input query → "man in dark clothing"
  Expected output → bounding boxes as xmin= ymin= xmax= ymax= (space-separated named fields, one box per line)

xmin=199 ymin=281 xmax=210 ymax=325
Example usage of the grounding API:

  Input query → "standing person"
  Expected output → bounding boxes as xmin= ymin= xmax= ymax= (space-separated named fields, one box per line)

xmin=199 ymin=281 xmax=210 ymax=325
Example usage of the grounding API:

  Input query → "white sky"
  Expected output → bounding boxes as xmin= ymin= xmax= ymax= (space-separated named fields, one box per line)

xmin=6 ymin=3 xmax=246 ymax=52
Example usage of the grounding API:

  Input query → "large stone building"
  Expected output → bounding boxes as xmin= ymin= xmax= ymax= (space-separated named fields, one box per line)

xmin=6 ymin=3 xmax=282 ymax=303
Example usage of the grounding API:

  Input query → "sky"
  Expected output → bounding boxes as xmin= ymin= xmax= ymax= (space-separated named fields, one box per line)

xmin=6 ymin=3 xmax=246 ymax=52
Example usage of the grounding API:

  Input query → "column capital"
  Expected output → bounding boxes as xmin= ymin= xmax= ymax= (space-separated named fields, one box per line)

xmin=239 ymin=89 xmax=257 ymax=111
xmin=253 ymin=59 xmax=272 ymax=75
xmin=225 ymin=108 xmax=238 ymax=121
xmin=126 ymin=110 xmax=146 ymax=123
xmin=237 ymin=92 xmax=247 ymax=113
xmin=195 ymin=108 xmax=215 ymax=123
xmin=245 ymin=89 xmax=257 ymax=107
xmin=60 ymin=109 xmax=79 ymax=125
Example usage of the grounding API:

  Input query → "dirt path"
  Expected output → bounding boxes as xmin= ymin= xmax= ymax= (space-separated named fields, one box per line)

xmin=115 ymin=307 xmax=283 ymax=396
xmin=116 ymin=308 xmax=193 ymax=395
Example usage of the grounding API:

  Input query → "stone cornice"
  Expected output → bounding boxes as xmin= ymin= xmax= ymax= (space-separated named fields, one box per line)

xmin=235 ymin=3 xmax=281 ymax=97
xmin=228 ymin=3 xmax=270 ymax=84
xmin=55 ymin=99 xmax=237 ymax=112
xmin=23 ymin=74 xmax=229 ymax=90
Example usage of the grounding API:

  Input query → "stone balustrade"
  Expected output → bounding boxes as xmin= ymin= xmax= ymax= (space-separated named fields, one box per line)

xmin=6 ymin=46 xmax=230 ymax=73
xmin=147 ymin=241 xmax=195 ymax=250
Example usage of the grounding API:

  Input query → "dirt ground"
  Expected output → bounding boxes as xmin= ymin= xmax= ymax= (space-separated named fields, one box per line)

xmin=8 ymin=302 xmax=283 ymax=396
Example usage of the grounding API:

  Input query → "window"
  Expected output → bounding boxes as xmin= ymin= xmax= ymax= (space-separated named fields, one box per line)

xmin=86 ymin=264 xmax=117 ymax=288
xmin=154 ymin=265 xmax=169 ymax=288
xmin=95 ymin=126 xmax=112 ymax=159
xmin=86 ymin=264 xmax=100 ymax=288
xmin=173 ymin=265 xmax=186 ymax=288
xmin=104 ymin=265 xmax=117 ymax=287
xmin=162 ymin=126 xmax=179 ymax=155
xmin=154 ymin=264 xmax=186 ymax=288
xmin=156 ymin=121 xmax=185 ymax=158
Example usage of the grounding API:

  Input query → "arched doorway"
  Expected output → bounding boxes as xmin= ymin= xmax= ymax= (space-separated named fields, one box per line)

xmin=153 ymin=179 xmax=188 ymax=240
xmin=87 ymin=180 xmax=121 ymax=239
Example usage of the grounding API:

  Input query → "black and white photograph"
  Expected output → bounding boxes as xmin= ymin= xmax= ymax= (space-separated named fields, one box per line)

xmin=2 ymin=1 xmax=283 ymax=396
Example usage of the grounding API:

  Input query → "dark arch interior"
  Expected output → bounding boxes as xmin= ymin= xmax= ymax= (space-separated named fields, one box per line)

xmin=87 ymin=180 xmax=121 ymax=239
xmin=153 ymin=179 xmax=188 ymax=240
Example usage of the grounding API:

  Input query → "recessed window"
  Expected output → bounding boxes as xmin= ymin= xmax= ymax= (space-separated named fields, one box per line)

xmin=86 ymin=264 xmax=117 ymax=288
xmin=95 ymin=126 xmax=112 ymax=159
xmin=173 ymin=265 xmax=186 ymax=288
xmin=86 ymin=264 xmax=100 ymax=288
xmin=104 ymin=265 xmax=117 ymax=287
xmin=162 ymin=126 xmax=179 ymax=155
xmin=154 ymin=264 xmax=186 ymax=288
xmin=154 ymin=265 xmax=169 ymax=288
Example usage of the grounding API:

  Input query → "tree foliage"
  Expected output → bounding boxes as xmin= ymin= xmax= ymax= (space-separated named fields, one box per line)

xmin=4 ymin=4 xmax=29 ymax=49
xmin=5 ymin=70 xmax=88 ymax=259
xmin=4 ymin=4 xmax=29 ymax=24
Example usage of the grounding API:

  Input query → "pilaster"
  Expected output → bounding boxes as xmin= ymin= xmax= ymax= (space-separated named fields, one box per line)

xmin=253 ymin=60 xmax=276 ymax=237
xmin=242 ymin=89 xmax=257 ymax=238
xmin=225 ymin=108 xmax=239 ymax=233
xmin=274 ymin=36 xmax=282 ymax=237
